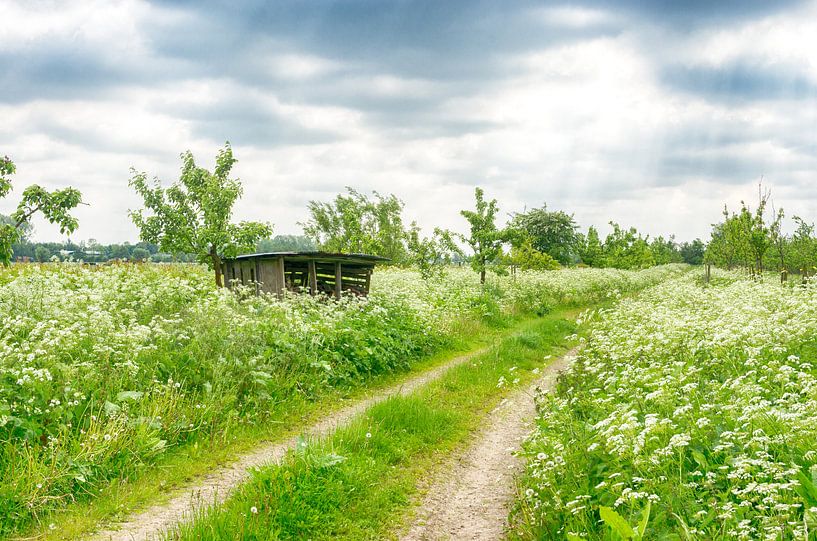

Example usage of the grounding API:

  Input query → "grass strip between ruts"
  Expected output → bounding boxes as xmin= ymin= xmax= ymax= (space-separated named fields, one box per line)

xmin=165 ymin=310 xmax=579 ymax=540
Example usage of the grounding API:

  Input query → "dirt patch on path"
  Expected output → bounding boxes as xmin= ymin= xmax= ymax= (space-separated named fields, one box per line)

xmin=92 ymin=347 xmax=490 ymax=541
xmin=400 ymin=348 xmax=578 ymax=541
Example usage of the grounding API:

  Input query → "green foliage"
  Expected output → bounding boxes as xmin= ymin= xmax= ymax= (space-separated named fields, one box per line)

xmin=705 ymin=185 xmax=781 ymax=276
xmin=302 ymin=187 xmax=408 ymax=262
xmin=509 ymin=204 xmax=579 ymax=265
xmin=649 ymin=235 xmax=682 ymax=265
xmin=507 ymin=239 xmax=561 ymax=271
xmin=679 ymin=238 xmax=705 ymax=265
xmin=405 ymin=224 xmax=455 ymax=279
xmin=578 ymin=226 xmax=603 ymax=267
xmin=129 ymin=143 xmax=272 ymax=285
xmin=456 ymin=187 xmax=507 ymax=284
xmin=0 ymin=155 xmax=83 ymax=265
xmin=255 ymin=235 xmax=317 ymax=253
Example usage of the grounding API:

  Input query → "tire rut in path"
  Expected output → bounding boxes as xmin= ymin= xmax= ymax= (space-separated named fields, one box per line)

xmin=401 ymin=347 xmax=578 ymax=541
xmin=92 ymin=346 xmax=490 ymax=541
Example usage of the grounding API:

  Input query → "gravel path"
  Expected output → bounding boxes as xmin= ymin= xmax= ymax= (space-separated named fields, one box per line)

xmin=400 ymin=348 xmax=578 ymax=541
xmin=92 ymin=347 xmax=490 ymax=541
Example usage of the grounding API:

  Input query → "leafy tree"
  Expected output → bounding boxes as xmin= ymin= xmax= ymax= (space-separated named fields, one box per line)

xmin=456 ymin=187 xmax=506 ymax=284
xmin=256 ymin=235 xmax=317 ymax=253
xmin=597 ymin=222 xmax=654 ymax=269
xmin=0 ymin=155 xmax=83 ymax=265
xmin=0 ymin=213 xmax=34 ymax=242
xmin=507 ymin=239 xmax=561 ymax=271
xmin=302 ymin=188 xmax=408 ymax=262
xmin=705 ymin=185 xmax=777 ymax=277
xmin=34 ymin=245 xmax=50 ymax=262
xmin=406 ymin=224 xmax=455 ymax=279
xmin=679 ymin=239 xmax=705 ymax=265
xmin=787 ymin=216 xmax=817 ymax=277
xmin=129 ymin=143 xmax=272 ymax=287
xmin=650 ymin=235 xmax=682 ymax=265
xmin=509 ymin=205 xmax=579 ymax=265
xmin=131 ymin=247 xmax=150 ymax=261
xmin=578 ymin=226 xmax=603 ymax=267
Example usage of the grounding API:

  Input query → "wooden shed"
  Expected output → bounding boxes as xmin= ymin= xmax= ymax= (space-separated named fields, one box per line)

xmin=221 ymin=252 xmax=389 ymax=298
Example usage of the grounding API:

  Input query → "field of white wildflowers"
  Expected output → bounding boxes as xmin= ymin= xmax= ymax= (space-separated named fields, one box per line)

xmin=515 ymin=270 xmax=817 ymax=540
xmin=0 ymin=262 xmax=684 ymax=535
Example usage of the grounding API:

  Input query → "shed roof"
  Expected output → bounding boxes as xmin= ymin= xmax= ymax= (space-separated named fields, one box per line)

xmin=229 ymin=251 xmax=390 ymax=265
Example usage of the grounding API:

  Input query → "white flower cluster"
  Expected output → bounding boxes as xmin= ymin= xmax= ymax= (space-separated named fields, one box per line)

xmin=519 ymin=270 xmax=817 ymax=539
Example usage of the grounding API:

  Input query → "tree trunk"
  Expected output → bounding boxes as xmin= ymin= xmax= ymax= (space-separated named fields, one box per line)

xmin=480 ymin=269 xmax=486 ymax=284
xmin=210 ymin=248 xmax=223 ymax=288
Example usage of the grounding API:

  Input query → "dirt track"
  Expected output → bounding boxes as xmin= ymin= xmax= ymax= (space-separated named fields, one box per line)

xmin=400 ymin=348 xmax=577 ymax=541
xmin=92 ymin=347 xmax=489 ymax=541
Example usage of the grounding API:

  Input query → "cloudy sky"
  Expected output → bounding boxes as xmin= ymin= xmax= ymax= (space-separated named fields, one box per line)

xmin=2 ymin=0 xmax=817 ymax=244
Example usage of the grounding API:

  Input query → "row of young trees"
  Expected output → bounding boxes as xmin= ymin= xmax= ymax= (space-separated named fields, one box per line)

xmin=705 ymin=184 xmax=817 ymax=278
xmin=299 ymin=185 xmax=705 ymax=282
xmin=3 ymin=144 xmax=707 ymax=287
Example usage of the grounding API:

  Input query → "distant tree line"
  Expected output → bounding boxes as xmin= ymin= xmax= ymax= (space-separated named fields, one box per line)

xmin=300 ymin=186 xmax=707 ymax=281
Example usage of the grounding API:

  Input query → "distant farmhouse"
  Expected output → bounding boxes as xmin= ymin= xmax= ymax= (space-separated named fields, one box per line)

xmin=222 ymin=252 xmax=389 ymax=298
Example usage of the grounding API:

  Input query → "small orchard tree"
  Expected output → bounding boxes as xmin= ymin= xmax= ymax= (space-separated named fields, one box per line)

xmin=129 ymin=143 xmax=272 ymax=287
xmin=406 ymin=223 xmax=455 ymax=279
xmin=0 ymin=155 xmax=83 ymax=265
xmin=456 ymin=187 xmax=506 ymax=284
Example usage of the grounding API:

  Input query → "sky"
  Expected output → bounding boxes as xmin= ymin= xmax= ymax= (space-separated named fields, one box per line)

xmin=2 ymin=0 xmax=817 ymax=244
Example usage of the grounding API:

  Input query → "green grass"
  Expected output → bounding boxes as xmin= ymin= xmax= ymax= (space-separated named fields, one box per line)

xmin=166 ymin=312 xmax=578 ymax=540
xmin=15 ymin=316 xmax=517 ymax=541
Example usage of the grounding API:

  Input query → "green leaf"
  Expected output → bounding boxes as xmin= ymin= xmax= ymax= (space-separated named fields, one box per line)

xmin=600 ymin=506 xmax=634 ymax=539
xmin=116 ymin=390 xmax=144 ymax=402
xmin=313 ymin=452 xmax=346 ymax=469
xmin=796 ymin=470 xmax=817 ymax=505
xmin=691 ymin=449 xmax=708 ymax=469
xmin=637 ymin=501 xmax=651 ymax=539
xmin=567 ymin=534 xmax=583 ymax=541
xmin=103 ymin=401 xmax=121 ymax=416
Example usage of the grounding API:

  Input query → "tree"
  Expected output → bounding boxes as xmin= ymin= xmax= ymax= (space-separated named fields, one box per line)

xmin=406 ymin=224 xmax=455 ymax=279
xmin=0 ymin=155 xmax=83 ymax=265
xmin=650 ymin=235 xmax=682 ymax=265
xmin=256 ymin=235 xmax=317 ymax=253
xmin=679 ymin=239 xmax=705 ymax=265
xmin=456 ymin=187 xmax=506 ymax=284
xmin=507 ymin=238 xmax=561 ymax=271
xmin=787 ymin=216 xmax=817 ymax=277
xmin=601 ymin=222 xmax=655 ymax=269
xmin=302 ymin=188 xmax=408 ymax=262
xmin=34 ymin=245 xmax=51 ymax=262
xmin=129 ymin=143 xmax=272 ymax=287
xmin=131 ymin=247 xmax=150 ymax=261
xmin=578 ymin=226 xmax=603 ymax=266
xmin=509 ymin=205 xmax=579 ymax=265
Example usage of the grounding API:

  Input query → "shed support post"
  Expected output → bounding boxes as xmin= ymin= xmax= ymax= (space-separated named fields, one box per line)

xmin=276 ymin=256 xmax=285 ymax=299
xmin=364 ymin=268 xmax=372 ymax=295
xmin=308 ymin=261 xmax=317 ymax=295
xmin=335 ymin=262 xmax=342 ymax=300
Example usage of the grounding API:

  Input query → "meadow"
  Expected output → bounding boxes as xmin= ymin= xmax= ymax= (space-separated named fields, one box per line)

xmin=0 ymin=262 xmax=684 ymax=537
xmin=514 ymin=270 xmax=817 ymax=540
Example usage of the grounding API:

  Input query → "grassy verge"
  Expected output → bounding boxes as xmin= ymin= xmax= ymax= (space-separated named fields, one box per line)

xmin=165 ymin=310 xmax=580 ymax=540
xmin=16 ymin=316 xmax=519 ymax=541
